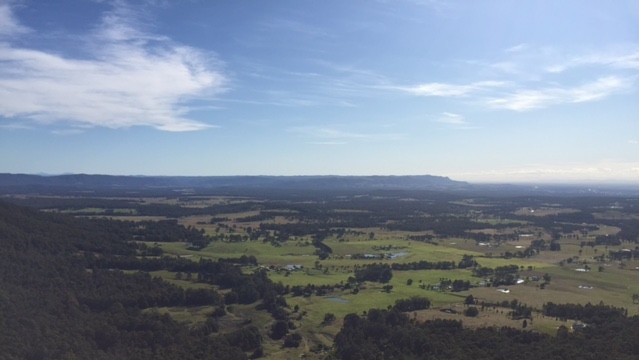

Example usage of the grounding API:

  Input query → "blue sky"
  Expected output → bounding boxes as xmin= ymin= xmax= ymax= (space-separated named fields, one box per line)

xmin=1 ymin=0 xmax=638 ymax=183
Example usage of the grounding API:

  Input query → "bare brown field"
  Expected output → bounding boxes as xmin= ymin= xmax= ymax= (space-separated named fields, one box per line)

xmin=414 ymin=307 xmax=568 ymax=335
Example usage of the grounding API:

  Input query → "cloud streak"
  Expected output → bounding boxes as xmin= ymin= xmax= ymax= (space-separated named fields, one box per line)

xmin=0 ymin=3 xmax=226 ymax=131
xmin=453 ymin=161 xmax=639 ymax=183
xmin=402 ymin=81 xmax=506 ymax=97
xmin=0 ymin=3 xmax=29 ymax=37
xmin=486 ymin=76 xmax=630 ymax=111
xmin=288 ymin=125 xmax=404 ymax=144
xmin=434 ymin=112 xmax=476 ymax=129
xmin=399 ymin=45 xmax=638 ymax=112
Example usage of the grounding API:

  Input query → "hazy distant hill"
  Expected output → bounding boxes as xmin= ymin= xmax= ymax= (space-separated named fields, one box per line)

xmin=0 ymin=173 xmax=470 ymax=194
xmin=2 ymin=174 xmax=637 ymax=196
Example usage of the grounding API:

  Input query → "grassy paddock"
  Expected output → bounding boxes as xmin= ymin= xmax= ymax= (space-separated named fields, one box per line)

xmin=414 ymin=307 xmax=568 ymax=335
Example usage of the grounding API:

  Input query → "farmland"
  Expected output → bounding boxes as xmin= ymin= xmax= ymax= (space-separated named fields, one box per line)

xmin=4 ymin=181 xmax=639 ymax=359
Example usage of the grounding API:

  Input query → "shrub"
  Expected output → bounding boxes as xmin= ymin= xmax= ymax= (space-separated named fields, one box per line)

xmin=465 ymin=306 xmax=479 ymax=317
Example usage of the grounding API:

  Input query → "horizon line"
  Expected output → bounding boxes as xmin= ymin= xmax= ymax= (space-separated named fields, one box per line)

xmin=2 ymin=172 xmax=638 ymax=187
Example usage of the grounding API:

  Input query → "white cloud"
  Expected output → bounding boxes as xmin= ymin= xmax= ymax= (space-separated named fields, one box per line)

xmin=547 ymin=49 xmax=639 ymax=73
xmin=403 ymin=80 xmax=506 ymax=97
xmin=0 ymin=3 xmax=227 ymax=132
xmin=288 ymin=125 xmax=404 ymax=143
xmin=433 ymin=112 xmax=476 ymax=129
xmin=402 ymin=74 xmax=629 ymax=112
xmin=0 ymin=3 xmax=30 ymax=37
xmin=288 ymin=126 xmax=373 ymax=141
xmin=453 ymin=161 xmax=639 ymax=183
xmin=436 ymin=112 xmax=466 ymax=125
xmin=486 ymin=76 xmax=630 ymax=111
xmin=400 ymin=44 xmax=639 ymax=113
xmin=504 ymin=43 xmax=528 ymax=53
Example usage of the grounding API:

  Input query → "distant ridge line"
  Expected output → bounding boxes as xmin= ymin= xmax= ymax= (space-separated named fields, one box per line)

xmin=0 ymin=173 xmax=469 ymax=192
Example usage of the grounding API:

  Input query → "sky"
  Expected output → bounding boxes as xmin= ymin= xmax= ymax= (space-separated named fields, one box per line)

xmin=0 ymin=0 xmax=638 ymax=183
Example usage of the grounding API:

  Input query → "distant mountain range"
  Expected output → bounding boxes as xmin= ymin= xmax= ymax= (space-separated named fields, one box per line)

xmin=0 ymin=173 xmax=470 ymax=193
xmin=0 ymin=173 xmax=637 ymax=196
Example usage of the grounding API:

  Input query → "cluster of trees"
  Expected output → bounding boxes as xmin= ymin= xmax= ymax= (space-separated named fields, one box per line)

xmin=290 ymin=283 xmax=337 ymax=297
xmin=542 ymin=302 xmax=627 ymax=324
xmin=393 ymin=296 xmax=431 ymax=312
xmin=438 ymin=278 xmax=472 ymax=292
xmin=472 ymin=264 xmax=520 ymax=286
xmin=332 ymin=305 xmax=639 ymax=359
xmin=390 ymin=260 xmax=456 ymax=271
xmin=354 ymin=263 xmax=393 ymax=283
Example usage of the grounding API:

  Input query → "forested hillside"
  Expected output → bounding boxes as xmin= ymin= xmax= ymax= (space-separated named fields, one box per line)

xmin=0 ymin=201 xmax=254 ymax=359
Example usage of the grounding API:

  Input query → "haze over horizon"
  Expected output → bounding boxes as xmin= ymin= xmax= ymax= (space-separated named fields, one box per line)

xmin=1 ymin=1 xmax=638 ymax=183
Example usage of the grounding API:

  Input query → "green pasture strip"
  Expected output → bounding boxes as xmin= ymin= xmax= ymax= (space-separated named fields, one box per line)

xmin=269 ymin=270 xmax=350 ymax=287
xmin=475 ymin=218 xmax=529 ymax=225
xmin=468 ymin=267 xmax=639 ymax=316
xmin=325 ymin=237 xmax=484 ymax=261
xmin=472 ymin=257 xmax=551 ymax=270
xmin=202 ymin=242 xmax=318 ymax=268
xmin=545 ymin=265 xmax=639 ymax=311
xmin=149 ymin=270 xmax=213 ymax=290
xmin=287 ymin=283 xmax=464 ymax=327
xmin=390 ymin=269 xmax=476 ymax=287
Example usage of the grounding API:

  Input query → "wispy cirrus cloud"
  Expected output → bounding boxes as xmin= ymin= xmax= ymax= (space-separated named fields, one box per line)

xmin=0 ymin=3 xmax=29 ymax=37
xmin=486 ymin=76 xmax=630 ymax=111
xmin=433 ymin=112 xmax=476 ymax=130
xmin=0 ymin=2 xmax=227 ymax=132
xmin=401 ymin=80 xmax=506 ymax=97
xmin=545 ymin=48 xmax=639 ymax=73
xmin=504 ymin=43 xmax=529 ymax=53
xmin=398 ymin=44 xmax=638 ymax=112
xmin=288 ymin=125 xmax=403 ymax=144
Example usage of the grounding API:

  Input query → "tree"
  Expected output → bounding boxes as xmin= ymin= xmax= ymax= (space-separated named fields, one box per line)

xmin=270 ymin=320 xmax=289 ymax=340
xmin=464 ymin=294 xmax=475 ymax=306
xmin=283 ymin=333 xmax=302 ymax=348
xmin=464 ymin=306 xmax=479 ymax=317
xmin=323 ymin=313 xmax=336 ymax=325
xmin=394 ymin=297 xmax=431 ymax=312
